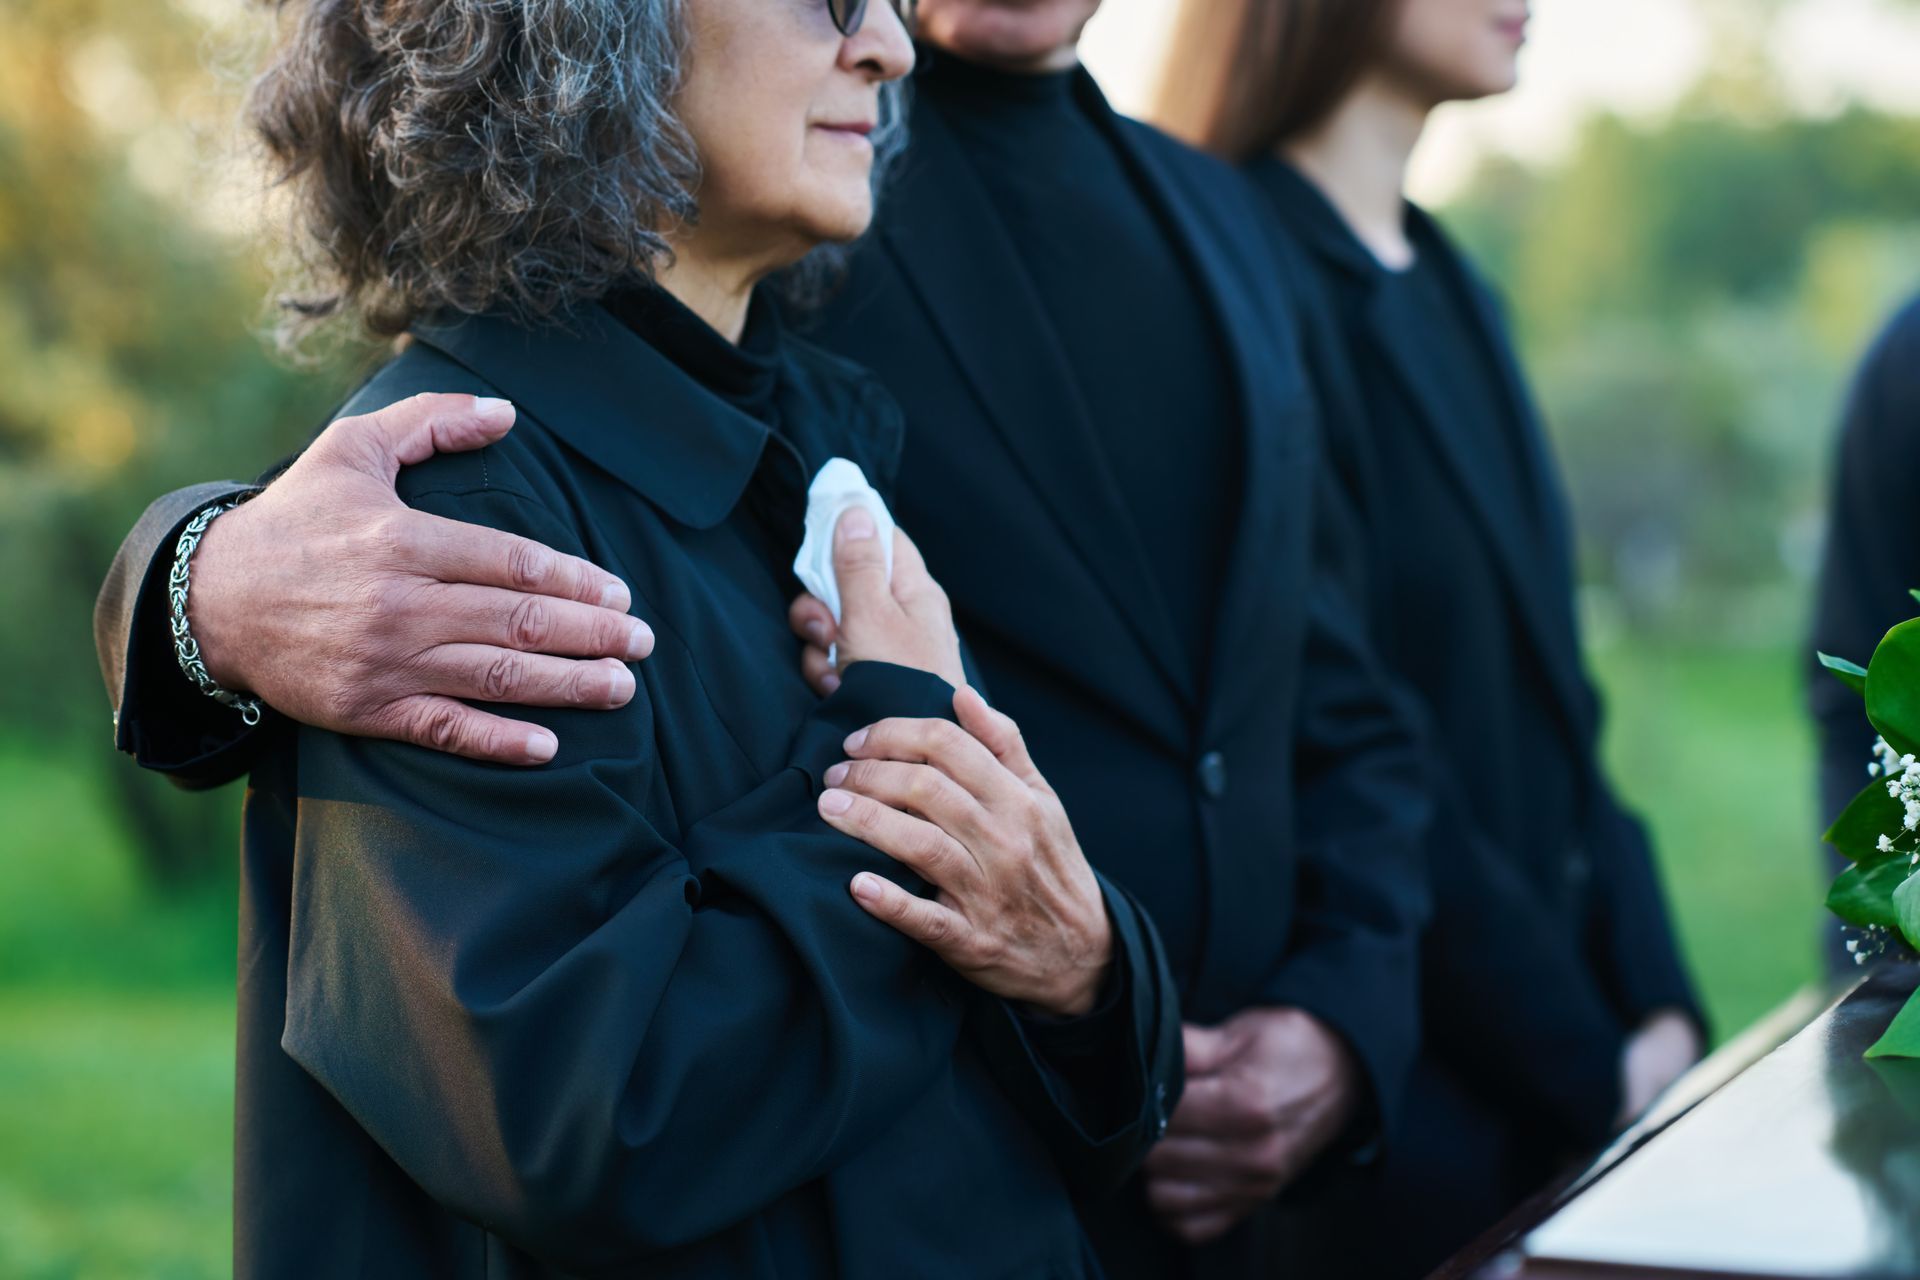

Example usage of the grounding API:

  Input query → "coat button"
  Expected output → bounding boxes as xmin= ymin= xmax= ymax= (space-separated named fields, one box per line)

xmin=1565 ymin=845 xmax=1593 ymax=895
xmin=1153 ymin=1082 xmax=1170 ymax=1137
xmin=1195 ymin=751 xmax=1228 ymax=800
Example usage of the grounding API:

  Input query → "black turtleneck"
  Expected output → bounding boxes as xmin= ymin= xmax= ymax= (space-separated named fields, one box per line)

xmin=603 ymin=282 xmax=784 ymax=429
xmin=918 ymin=53 xmax=1242 ymax=688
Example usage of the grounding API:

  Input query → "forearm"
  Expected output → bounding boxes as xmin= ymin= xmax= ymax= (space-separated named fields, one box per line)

xmin=1586 ymin=796 xmax=1704 ymax=1033
xmin=1422 ymin=796 xmax=1628 ymax=1144
xmin=285 ymin=664 xmax=974 ymax=1270
xmin=1274 ymin=582 xmax=1433 ymax=1142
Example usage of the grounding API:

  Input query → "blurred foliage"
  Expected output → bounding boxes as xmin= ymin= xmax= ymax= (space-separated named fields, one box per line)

xmin=1 ymin=0 xmax=350 ymax=884
xmin=1442 ymin=29 xmax=1920 ymax=637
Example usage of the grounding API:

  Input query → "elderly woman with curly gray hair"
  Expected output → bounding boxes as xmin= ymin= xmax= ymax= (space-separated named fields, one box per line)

xmin=205 ymin=0 xmax=1182 ymax=1275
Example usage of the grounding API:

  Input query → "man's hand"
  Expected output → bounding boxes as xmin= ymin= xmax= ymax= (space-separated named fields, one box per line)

xmin=188 ymin=393 xmax=653 ymax=765
xmin=815 ymin=685 xmax=1113 ymax=1018
xmin=1617 ymin=1007 xmax=1703 ymax=1125
xmin=1142 ymin=1008 xmax=1360 ymax=1245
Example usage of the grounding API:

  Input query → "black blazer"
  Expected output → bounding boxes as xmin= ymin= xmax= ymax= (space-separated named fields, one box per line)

xmin=1246 ymin=158 xmax=1702 ymax=1147
xmin=1810 ymin=294 xmax=1920 ymax=968
xmin=800 ymin=74 xmax=1432 ymax=1275
xmin=222 ymin=304 xmax=1181 ymax=1278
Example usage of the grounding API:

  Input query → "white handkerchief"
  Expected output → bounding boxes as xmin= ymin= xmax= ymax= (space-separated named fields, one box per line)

xmin=792 ymin=457 xmax=895 ymax=625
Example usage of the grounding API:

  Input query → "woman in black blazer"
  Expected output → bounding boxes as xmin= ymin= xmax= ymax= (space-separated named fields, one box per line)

xmin=183 ymin=0 xmax=1180 ymax=1275
xmin=1157 ymin=0 xmax=1704 ymax=1274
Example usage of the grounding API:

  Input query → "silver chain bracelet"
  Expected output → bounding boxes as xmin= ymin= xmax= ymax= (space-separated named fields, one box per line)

xmin=169 ymin=495 xmax=265 ymax=727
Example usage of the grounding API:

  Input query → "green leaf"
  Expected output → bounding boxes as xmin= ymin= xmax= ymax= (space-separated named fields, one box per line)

xmin=1897 ymin=872 xmax=1920 ymax=954
xmin=1826 ymin=779 xmax=1907 ymax=866
xmin=1866 ymin=620 xmax=1920 ymax=758
xmin=1818 ymin=652 xmax=1868 ymax=695
xmin=1828 ymin=859 xmax=1909 ymax=929
xmin=1866 ymin=988 xmax=1920 ymax=1060
xmin=1908 ymin=589 xmax=1920 ymax=608
xmin=1867 ymin=1055 xmax=1920 ymax=1113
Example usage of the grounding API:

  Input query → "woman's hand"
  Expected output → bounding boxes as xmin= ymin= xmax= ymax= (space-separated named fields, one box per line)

xmin=787 ymin=512 xmax=966 ymax=694
xmin=1617 ymin=1007 xmax=1703 ymax=1125
xmin=814 ymin=685 xmax=1113 ymax=1018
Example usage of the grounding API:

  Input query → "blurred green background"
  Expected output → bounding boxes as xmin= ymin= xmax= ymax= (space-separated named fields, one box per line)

xmin=3 ymin=0 xmax=1919 ymax=1274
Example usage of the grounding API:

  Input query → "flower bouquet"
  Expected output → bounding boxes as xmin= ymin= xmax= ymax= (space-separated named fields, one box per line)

xmin=1818 ymin=603 xmax=1920 ymax=1059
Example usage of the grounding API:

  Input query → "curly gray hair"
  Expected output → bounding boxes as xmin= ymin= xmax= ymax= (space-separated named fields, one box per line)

xmin=250 ymin=0 xmax=907 ymax=346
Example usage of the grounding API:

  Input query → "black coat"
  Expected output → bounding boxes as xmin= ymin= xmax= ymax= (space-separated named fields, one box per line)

xmin=1810 ymin=294 xmax=1920 ymax=970
xmin=1246 ymin=157 xmax=1702 ymax=1275
xmin=800 ymin=76 xmax=1432 ymax=1278
xmin=212 ymin=304 xmax=1181 ymax=1278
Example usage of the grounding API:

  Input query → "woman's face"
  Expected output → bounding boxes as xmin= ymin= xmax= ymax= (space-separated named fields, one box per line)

xmin=675 ymin=0 xmax=915 ymax=264
xmin=1378 ymin=0 xmax=1529 ymax=107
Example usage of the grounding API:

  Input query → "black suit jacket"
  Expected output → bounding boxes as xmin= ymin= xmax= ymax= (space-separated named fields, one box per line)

xmin=1810 ymin=294 xmax=1920 ymax=969
xmin=1247 ymin=158 xmax=1702 ymax=1151
xmin=797 ymin=76 xmax=1432 ymax=1276
xmin=174 ymin=305 xmax=1182 ymax=1278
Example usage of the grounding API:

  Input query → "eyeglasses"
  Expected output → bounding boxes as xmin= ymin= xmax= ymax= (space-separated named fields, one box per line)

xmin=826 ymin=0 xmax=917 ymax=38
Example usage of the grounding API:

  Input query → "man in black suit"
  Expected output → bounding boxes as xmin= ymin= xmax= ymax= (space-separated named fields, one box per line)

xmin=1811 ymin=293 xmax=1920 ymax=970
xmin=96 ymin=2 xmax=1432 ymax=1274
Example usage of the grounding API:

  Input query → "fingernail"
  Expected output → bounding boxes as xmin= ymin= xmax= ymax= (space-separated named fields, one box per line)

xmin=527 ymin=729 xmax=557 ymax=763
xmin=820 ymin=673 xmax=841 ymax=694
xmin=804 ymin=619 xmax=829 ymax=645
xmin=626 ymin=620 xmax=653 ymax=661
xmin=839 ymin=508 xmax=876 ymax=541
xmin=601 ymin=580 xmax=633 ymax=612
xmin=819 ymin=788 xmax=853 ymax=815
xmin=607 ymin=663 xmax=636 ymax=704
xmin=852 ymin=872 xmax=883 ymax=902
xmin=824 ymin=761 xmax=850 ymax=786
xmin=473 ymin=397 xmax=514 ymax=425
xmin=844 ymin=728 xmax=868 ymax=752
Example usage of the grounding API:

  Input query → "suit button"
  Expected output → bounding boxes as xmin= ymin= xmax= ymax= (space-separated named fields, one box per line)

xmin=1565 ymin=845 xmax=1592 ymax=894
xmin=1154 ymin=1082 xmax=1170 ymax=1137
xmin=1195 ymin=751 xmax=1228 ymax=800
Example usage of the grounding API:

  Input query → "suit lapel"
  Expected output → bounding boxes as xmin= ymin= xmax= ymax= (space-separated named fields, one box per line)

xmin=877 ymin=92 xmax=1193 ymax=708
xmin=1365 ymin=217 xmax=1594 ymax=740
xmin=1099 ymin=105 xmax=1309 ymax=743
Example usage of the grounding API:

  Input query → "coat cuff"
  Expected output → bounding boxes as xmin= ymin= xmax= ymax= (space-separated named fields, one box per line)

xmin=105 ymin=485 xmax=270 ymax=788
xmin=787 ymin=661 xmax=959 ymax=789
xmin=972 ymin=877 xmax=1183 ymax=1197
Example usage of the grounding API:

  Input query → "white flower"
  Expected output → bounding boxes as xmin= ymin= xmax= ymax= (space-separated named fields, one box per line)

xmin=1879 ymin=834 xmax=1896 ymax=853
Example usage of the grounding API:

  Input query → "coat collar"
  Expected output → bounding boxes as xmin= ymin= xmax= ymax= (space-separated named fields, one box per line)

xmin=1248 ymin=155 xmax=1594 ymax=739
xmin=410 ymin=303 xmax=776 ymax=530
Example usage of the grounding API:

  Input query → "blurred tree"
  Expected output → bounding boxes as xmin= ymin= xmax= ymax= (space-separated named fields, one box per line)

xmin=1442 ymin=47 xmax=1920 ymax=633
xmin=2 ymin=0 xmax=352 ymax=884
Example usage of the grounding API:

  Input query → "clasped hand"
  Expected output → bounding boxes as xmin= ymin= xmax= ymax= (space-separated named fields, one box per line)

xmin=790 ymin=512 xmax=1113 ymax=1020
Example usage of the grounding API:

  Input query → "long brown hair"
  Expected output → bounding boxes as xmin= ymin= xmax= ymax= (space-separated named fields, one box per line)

xmin=1153 ymin=0 xmax=1399 ymax=162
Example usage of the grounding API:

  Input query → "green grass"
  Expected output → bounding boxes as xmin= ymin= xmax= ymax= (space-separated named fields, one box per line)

xmin=0 ymin=645 xmax=1830 ymax=1273
xmin=0 ymin=990 xmax=233 ymax=1280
